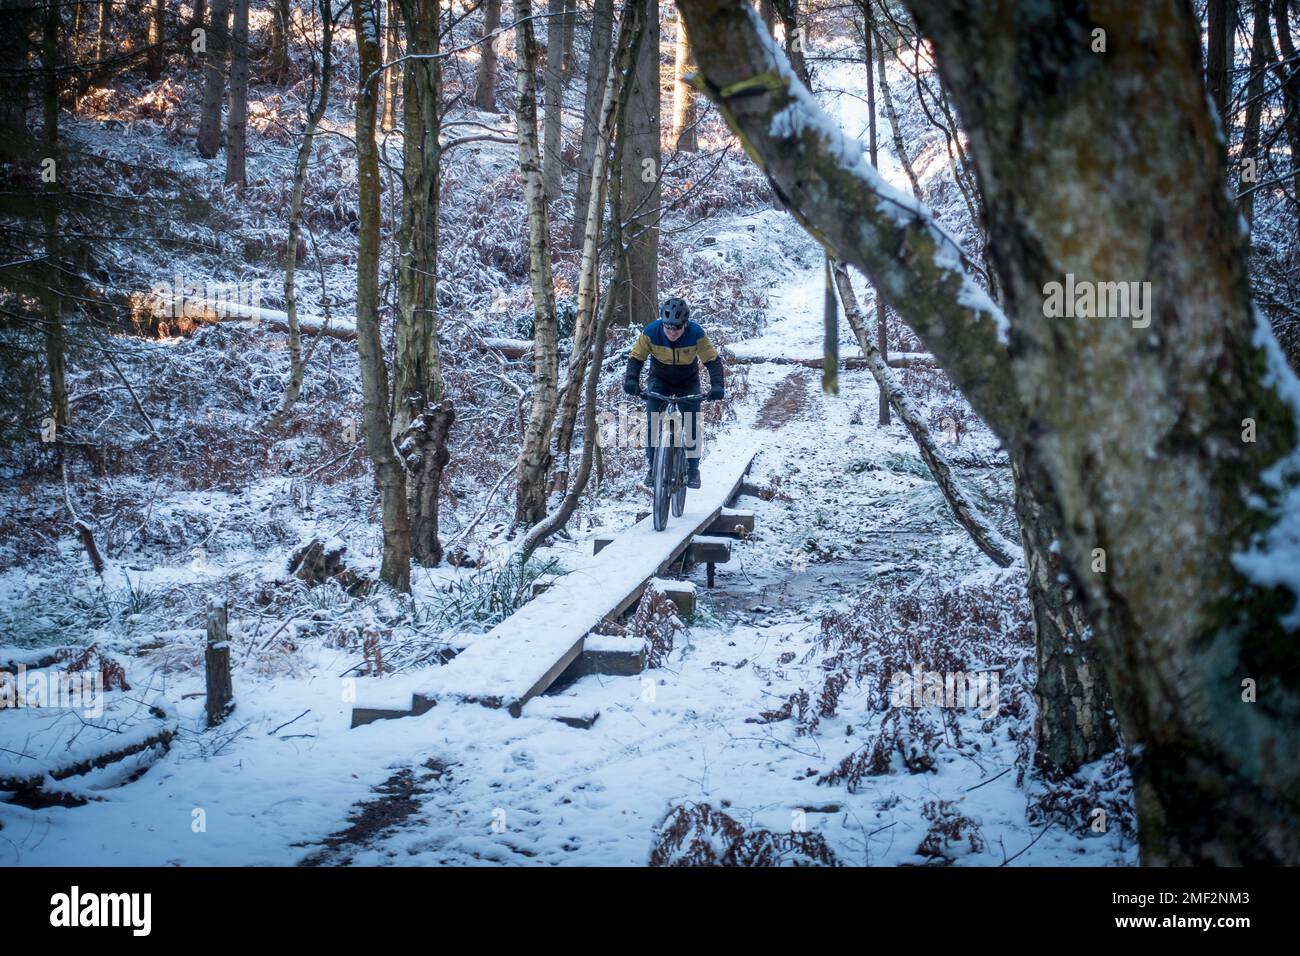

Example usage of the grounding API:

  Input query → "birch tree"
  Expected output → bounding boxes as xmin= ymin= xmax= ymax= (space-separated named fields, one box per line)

xmin=514 ymin=0 xmax=561 ymax=525
xmin=550 ymin=0 xmax=646 ymax=494
xmin=275 ymin=0 xmax=334 ymax=424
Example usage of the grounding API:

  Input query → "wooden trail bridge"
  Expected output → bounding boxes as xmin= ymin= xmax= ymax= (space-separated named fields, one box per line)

xmin=350 ymin=441 xmax=761 ymax=729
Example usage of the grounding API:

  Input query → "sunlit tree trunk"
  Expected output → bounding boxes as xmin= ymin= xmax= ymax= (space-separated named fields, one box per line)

xmin=146 ymin=0 xmax=166 ymax=79
xmin=383 ymin=0 xmax=399 ymax=130
xmin=197 ymin=0 xmax=230 ymax=158
xmin=474 ymin=0 xmax=501 ymax=112
xmin=571 ymin=0 xmax=612 ymax=246
xmin=613 ymin=0 xmax=659 ymax=328
xmin=671 ymin=11 xmax=698 ymax=151
xmin=542 ymin=0 xmax=565 ymax=200
xmin=550 ymin=0 xmax=645 ymax=494
xmin=225 ymin=0 xmax=250 ymax=186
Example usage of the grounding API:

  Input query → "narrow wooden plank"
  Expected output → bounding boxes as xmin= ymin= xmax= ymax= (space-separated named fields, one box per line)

xmin=414 ymin=443 xmax=757 ymax=714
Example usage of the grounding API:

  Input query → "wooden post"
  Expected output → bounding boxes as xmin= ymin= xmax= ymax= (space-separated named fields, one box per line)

xmin=205 ymin=598 xmax=234 ymax=727
xmin=707 ymin=563 xmax=715 ymax=588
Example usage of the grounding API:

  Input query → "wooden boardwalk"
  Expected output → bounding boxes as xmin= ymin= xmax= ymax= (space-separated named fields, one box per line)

xmin=411 ymin=442 xmax=758 ymax=717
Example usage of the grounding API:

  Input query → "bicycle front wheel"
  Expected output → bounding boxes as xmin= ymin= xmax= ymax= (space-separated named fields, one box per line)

xmin=652 ymin=443 xmax=672 ymax=532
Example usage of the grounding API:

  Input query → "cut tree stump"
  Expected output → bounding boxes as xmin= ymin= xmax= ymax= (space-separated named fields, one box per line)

xmin=205 ymin=598 xmax=235 ymax=728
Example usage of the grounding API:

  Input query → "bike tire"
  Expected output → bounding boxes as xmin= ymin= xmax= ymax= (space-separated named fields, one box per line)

xmin=652 ymin=435 xmax=672 ymax=532
xmin=671 ymin=446 xmax=687 ymax=517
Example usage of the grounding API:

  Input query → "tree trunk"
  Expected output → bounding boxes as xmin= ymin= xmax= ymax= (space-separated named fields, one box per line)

xmin=474 ymin=0 xmax=501 ymax=112
xmin=205 ymin=599 xmax=235 ymax=727
xmin=561 ymin=0 xmax=578 ymax=83
xmin=542 ymin=0 xmax=566 ymax=200
xmin=97 ymin=0 xmax=112 ymax=63
xmin=1240 ymin=0 xmax=1269 ymax=227
xmin=275 ymin=0 xmax=333 ymax=423
xmin=197 ymin=0 xmax=230 ymax=159
xmin=571 ymin=0 xmax=613 ymax=246
xmin=271 ymin=0 xmax=291 ymax=81
xmin=1271 ymin=0 xmax=1300 ymax=211
xmin=676 ymin=0 xmax=1300 ymax=864
xmin=1205 ymin=0 xmax=1233 ymax=130
xmin=383 ymin=0 xmax=399 ymax=130
xmin=860 ymin=10 xmax=889 ymax=425
xmin=353 ymin=0 xmax=411 ymax=591
xmin=1011 ymin=458 xmax=1118 ymax=775
xmin=871 ymin=20 xmax=920 ymax=199
xmin=146 ymin=0 xmax=165 ymax=79
xmin=549 ymin=0 xmax=645 ymax=493
xmin=0 ymin=5 xmax=32 ymax=167
xmin=42 ymin=0 xmax=67 ymax=432
xmin=514 ymin=0 xmax=561 ymax=526
xmin=523 ymin=5 xmax=643 ymax=556
xmin=225 ymin=0 xmax=250 ymax=187
xmin=392 ymin=0 xmax=451 ymax=566
xmin=613 ymin=0 xmax=659 ymax=328
xmin=671 ymin=13 xmax=698 ymax=151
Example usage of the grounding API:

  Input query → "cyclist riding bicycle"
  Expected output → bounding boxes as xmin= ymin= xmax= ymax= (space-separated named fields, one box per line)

xmin=623 ymin=297 xmax=725 ymax=489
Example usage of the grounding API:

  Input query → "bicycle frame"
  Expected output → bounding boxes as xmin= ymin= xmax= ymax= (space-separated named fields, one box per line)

xmin=641 ymin=389 xmax=712 ymax=532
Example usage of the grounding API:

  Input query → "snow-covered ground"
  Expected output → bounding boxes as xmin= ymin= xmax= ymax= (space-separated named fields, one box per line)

xmin=1 ymin=28 xmax=1138 ymax=865
xmin=0 ymin=206 xmax=1134 ymax=866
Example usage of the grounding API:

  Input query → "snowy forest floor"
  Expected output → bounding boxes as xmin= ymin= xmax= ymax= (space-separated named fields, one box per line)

xmin=0 ymin=207 xmax=1136 ymax=866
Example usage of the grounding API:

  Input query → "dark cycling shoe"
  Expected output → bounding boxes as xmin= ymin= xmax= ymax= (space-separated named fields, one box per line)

xmin=686 ymin=465 xmax=702 ymax=489
xmin=644 ymin=465 xmax=655 ymax=488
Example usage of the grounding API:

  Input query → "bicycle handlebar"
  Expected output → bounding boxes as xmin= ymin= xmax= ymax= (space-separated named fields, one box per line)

xmin=640 ymin=389 xmax=718 ymax=402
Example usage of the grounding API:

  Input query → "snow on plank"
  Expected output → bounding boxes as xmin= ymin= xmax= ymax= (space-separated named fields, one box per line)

xmin=415 ymin=441 xmax=758 ymax=716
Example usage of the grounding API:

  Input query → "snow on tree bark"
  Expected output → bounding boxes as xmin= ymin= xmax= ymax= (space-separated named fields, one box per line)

xmin=677 ymin=0 xmax=1300 ymax=864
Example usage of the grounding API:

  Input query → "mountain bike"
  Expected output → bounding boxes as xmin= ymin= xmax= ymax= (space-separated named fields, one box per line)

xmin=642 ymin=389 xmax=715 ymax=532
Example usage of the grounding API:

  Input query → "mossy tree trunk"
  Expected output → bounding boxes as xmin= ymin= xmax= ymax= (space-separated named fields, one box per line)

xmin=678 ymin=0 xmax=1300 ymax=864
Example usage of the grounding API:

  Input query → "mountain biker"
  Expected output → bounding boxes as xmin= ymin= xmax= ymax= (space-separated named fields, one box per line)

xmin=623 ymin=297 xmax=725 ymax=489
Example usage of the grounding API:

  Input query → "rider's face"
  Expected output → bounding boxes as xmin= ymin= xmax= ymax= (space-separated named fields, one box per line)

xmin=664 ymin=323 xmax=685 ymax=341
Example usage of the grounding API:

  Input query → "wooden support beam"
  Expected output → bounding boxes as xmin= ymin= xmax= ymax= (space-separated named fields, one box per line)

xmin=705 ymin=509 xmax=755 ymax=537
xmin=687 ymin=536 xmax=732 ymax=564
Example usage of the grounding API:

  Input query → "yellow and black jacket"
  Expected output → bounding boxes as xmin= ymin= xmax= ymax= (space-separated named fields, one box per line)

xmin=626 ymin=319 xmax=724 ymax=390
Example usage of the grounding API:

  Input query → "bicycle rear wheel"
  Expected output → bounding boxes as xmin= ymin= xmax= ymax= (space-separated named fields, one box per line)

xmin=671 ymin=446 xmax=687 ymax=517
xmin=652 ymin=432 xmax=672 ymax=532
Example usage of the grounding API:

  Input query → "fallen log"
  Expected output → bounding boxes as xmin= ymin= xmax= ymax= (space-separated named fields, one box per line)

xmin=0 ymin=725 xmax=175 ymax=794
xmin=134 ymin=294 xmax=357 ymax=341
xmin=727 ymin=352 xmax=937 ymax=370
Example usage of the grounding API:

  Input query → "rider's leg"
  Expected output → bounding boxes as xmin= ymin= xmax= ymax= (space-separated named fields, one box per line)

xmin=676 ymin=387 xmax=703 ymax=489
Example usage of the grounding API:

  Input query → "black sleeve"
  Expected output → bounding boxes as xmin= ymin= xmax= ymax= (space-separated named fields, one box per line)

xmin=704 ymin=356 xmax=724 ymax=390
xmin=626 ymin=356 xmax=644 ymax=383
